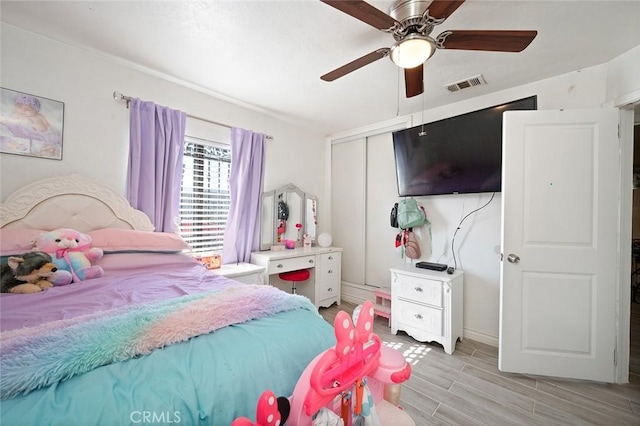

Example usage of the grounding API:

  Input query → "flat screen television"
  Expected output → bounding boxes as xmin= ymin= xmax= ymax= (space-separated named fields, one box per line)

xmin=392 ymin=96 xmax=537 ymax=196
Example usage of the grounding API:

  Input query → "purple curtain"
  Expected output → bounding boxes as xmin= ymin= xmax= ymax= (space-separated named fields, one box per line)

xmin=222 ymin=127 xmax=266 ymax=264
xmin=127 ymin=99 xmax=186 ymax=232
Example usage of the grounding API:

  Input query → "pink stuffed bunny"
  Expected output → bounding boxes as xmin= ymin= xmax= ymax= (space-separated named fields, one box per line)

xmin=31 ymin=228 xmax=104 ymax=283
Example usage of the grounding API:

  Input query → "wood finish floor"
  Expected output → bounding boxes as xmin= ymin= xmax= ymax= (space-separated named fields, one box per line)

xmin=319 ymin=301 xmax=640 ymax=425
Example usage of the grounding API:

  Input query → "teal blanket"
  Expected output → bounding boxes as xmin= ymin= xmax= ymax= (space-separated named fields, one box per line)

xmin=1 ymin=284 xmax=317 ymax=400
xmin=1 ymin=308 xmax=335 ymax=426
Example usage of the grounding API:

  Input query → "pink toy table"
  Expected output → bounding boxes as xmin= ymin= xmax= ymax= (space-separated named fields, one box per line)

xmin=373 ymin=289 xmax=391 ymax=326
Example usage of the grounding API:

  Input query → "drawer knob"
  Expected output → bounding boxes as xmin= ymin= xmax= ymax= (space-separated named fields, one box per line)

xmin=308 ymin=259 xmax=314 ymax=264
xmin=328 ymin=287 xmax=332 ymax=292
xmin=415 ymin=314 xmax=423 ymax=320
xmin=414 ymin=287 xmax=423 ymax=292
xmin=277 ymin=264 xmax=283 ymax=268
xmin=328 ymin=256 xmax=333 ymax=260
xmin=328 ymin=270 xmax=333 ymax=274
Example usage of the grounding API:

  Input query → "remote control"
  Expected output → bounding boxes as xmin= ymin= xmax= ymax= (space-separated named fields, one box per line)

xmin=415 ymin=262 xmax=448 ymax=272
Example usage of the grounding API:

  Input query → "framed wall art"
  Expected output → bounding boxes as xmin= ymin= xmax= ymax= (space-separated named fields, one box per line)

xmin=0 ymin=88 xmax=64 ymax=160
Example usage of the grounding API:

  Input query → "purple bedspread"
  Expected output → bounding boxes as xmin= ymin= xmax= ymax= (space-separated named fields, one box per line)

xmin=0 ymin=253 xmax=232 ymax=332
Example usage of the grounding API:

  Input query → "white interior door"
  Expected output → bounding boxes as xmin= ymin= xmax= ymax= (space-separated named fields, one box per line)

xmin=499 ymin=108 xmax=620 ymax=382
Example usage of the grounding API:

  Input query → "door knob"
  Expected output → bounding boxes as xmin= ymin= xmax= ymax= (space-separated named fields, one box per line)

xmin=507 ymin=254 xmax=520 ymax=263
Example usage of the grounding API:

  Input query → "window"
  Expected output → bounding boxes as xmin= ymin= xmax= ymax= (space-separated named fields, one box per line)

xmin=179 ymin=136 xmax=231 ymax=255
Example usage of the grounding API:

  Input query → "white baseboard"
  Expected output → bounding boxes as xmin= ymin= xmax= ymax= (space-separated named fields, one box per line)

xmin=463 ymin=328 xmax=498 ymax=348
xmin=341 ymin=294 xmax=368 ymax=306
xmin=341 ymin=281 xmax=376 ymax=306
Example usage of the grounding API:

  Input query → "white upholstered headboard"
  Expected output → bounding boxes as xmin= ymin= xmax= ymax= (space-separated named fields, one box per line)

xmin=0 ymin=174 xmax=155 ymax=232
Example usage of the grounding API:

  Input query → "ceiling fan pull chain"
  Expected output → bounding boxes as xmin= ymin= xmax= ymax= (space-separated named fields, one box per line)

xmin=419 ymin=79 xmax=426 ymax=136
xmin=395 ymin=67 xmax=401 ymax=117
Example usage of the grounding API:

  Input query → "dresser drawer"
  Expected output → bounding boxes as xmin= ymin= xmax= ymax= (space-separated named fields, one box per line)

xmin=319 ymin=252 xmax=340 ymax=280
xmin=317 ymin=278 xmax=339 ymax=301
xmin=268 ymin=255 xmax=315 ymax=275
xmin=395 ymin=299 xmax=443 ymax=336
xmin=395 ymin=274 xmax=443 ymax=307
xmin=320 ymin=252 xmax=340 ymax=266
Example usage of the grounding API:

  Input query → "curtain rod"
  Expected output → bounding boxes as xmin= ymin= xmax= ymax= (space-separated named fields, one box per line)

xmin=113 ymin=91 xmax=273 ymax=140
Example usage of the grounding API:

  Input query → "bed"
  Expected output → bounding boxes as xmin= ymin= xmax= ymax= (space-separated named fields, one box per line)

xmin=0 ymin=174 xmax=335 ymax=425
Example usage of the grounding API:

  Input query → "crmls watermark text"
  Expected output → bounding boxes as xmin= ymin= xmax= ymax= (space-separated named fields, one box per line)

xmin=130 ymin=411 xmax=181 ymax=424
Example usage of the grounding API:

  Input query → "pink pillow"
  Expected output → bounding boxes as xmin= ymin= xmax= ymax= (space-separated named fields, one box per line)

xmin=0 ymin=228 xmax=45 ymax=255
xmin=98 ymin=252 xmax=200 ymax=276
xmin=88 ymin=228 xmax=191 ymax=253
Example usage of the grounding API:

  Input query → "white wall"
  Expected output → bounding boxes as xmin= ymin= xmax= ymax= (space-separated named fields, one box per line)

xmin=0 ymin=24 xmax=327 ymax=227
xmin=331 ymin=59 xmax=626 ymax=345
xmin=606 ymin=44 xmax=640 ymax=107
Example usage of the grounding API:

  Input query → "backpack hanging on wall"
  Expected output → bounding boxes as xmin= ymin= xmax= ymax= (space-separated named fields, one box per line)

xmin=395 ymin=229 xmax=422 ymax=259
xmin=403 ymin=230 xmax=421 ymax=259
xmin=390 ymin=203 xmax=399 ymax=228
xmin=397 ymin=198 xmax=426 ymax=230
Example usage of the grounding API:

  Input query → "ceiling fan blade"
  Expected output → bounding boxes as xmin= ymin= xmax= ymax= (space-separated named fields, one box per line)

xmin=427 ymin=0 xmax=465 ymax=21
xmin=405 ymin=65 xmax=424 ymax=98
xmin=320 ymin=0 xmax=398 ymax=30
xmin=437 ymin=30 xmax=537 ymax=52
xmin=321 ymin=48 xmax=389 ymax=81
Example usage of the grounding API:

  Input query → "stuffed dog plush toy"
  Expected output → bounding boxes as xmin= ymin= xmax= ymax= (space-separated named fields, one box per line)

xmin=1 ymin=252 xmax=61 ymax=294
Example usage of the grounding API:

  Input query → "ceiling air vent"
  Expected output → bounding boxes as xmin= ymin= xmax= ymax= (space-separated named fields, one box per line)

xmin=445 ymin=74 xmax=486 ymax=92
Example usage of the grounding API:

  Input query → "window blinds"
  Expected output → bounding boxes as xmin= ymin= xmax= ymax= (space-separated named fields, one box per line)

xmin=179 ymin=137 xmax=231 ymax=255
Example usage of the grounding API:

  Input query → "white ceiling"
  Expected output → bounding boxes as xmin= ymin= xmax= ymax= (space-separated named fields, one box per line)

xmin=2 ymin=0 xmax=640 ymax=135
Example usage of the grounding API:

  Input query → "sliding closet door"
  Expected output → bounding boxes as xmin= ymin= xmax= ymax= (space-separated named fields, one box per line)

xmin=331 ymin=133 xmax=403 ymax=289
xmin=365 ymin=133 xmax=402 ymax=288
xmin=331 ymin=138 xmax=365 ymax=285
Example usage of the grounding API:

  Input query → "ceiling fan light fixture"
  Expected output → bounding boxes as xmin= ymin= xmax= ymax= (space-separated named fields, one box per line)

xmin=390 ymin=34 xmax=435 ymax=69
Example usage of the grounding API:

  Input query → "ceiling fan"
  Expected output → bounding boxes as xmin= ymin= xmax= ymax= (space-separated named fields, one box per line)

xmin=320 ymin=0 xmax=537 ymax=97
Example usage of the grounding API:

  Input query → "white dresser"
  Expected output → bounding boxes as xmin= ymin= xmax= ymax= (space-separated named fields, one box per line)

xmin=250 ymin=247 xmax=342 ymax=308
xmin=390 ymin=264 xmax=463 ymax=354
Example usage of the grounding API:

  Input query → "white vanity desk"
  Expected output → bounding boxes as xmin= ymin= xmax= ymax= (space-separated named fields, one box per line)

xmin=250 ymin=247 xmax=342 ymax=308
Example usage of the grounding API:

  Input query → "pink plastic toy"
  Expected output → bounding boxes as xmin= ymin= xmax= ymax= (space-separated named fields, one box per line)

xmin=231 ymin=390 xmax=281 ymax=426
xmin=288 ymin=300 xmax=413 ymax=425
xmin=234 ymin=301 xmax=414 ymax=425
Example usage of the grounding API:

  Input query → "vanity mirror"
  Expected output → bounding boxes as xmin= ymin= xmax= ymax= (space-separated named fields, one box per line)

xmin=305 ymin=193 xmax=318 ymax=245
xmin=260 ymin=190 xmax=275 ymax=251
xmin=260 ymin=183 xmax=318 ymax=250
